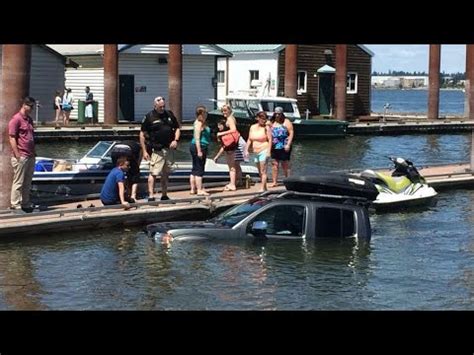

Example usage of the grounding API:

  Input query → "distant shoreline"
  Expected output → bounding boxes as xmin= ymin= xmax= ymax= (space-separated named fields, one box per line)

xmin=372 ymin=87 xmax=464 ymax=91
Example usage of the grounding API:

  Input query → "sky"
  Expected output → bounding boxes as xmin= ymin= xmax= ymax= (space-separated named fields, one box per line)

xmin=365 ymin=45 xmax=466 ymax=73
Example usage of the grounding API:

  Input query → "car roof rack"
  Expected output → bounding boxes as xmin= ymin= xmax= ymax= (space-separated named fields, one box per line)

xmin=276 ymin=190 xmax=369 ymax=202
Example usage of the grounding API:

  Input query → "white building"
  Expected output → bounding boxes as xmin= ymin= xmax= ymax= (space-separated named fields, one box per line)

xmin=47 ymin=44 xmax=231 ymax=122
xmin=216 ymin=45 xmax=284 ymax=106
xmin=0 ymin=45 xmax=68 ymax=122
xmin=372 ymin=75 xmax=429 ymax=88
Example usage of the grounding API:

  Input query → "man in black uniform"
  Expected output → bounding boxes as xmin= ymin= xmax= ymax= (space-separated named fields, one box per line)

xmin=140 ymin=96 xmax=181 ymax=201
xmin=110 ymin=140 xmax=142 ymax=202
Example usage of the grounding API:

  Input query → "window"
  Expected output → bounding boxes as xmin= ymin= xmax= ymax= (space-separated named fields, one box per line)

xmin=297 ymin=71 xmax=307 ymax=94
xmin=217 ymin=70 xmax=225 ymax=84
xmin=347 ymin=72 xmax=358 ymax=94
xmin=261 ymin=101 xmax=294 ymax=113
xmin=314 ymin=207 xmax=356 ymax=238
xmin=247 ymin=205 xmax=306 ymax=238
xmin=249 ymin=70 xmax=259 ymax=88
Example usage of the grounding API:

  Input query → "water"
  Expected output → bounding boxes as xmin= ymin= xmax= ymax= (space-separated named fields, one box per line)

xmin=1 ymin=134 xmax=473 ymax=310
xmin=372 ymin=89 xmax=465 ymax=115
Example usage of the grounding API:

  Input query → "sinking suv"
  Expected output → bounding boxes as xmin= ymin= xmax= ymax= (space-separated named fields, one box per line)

xmin=146 ymin=174 xmax=378 ymax=244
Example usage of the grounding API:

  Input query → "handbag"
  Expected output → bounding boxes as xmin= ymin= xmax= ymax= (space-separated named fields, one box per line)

xmin=221 ymin=131 xmax=240 ymax=149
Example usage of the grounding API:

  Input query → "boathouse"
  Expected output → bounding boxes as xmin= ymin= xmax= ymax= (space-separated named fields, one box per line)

xmin=0 ymin=45 xmax=70 ymax=122
xmin=47 ymin=44 xmax=232 ymax=122
xmin=217 ymin=44 xmax=373 ymax=118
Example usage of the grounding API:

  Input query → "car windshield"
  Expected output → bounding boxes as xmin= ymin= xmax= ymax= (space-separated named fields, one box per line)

xmin=212 ymin=197 xmax=271 ymax=227
xmin=261 ymin=101 xmax=294 ymax=113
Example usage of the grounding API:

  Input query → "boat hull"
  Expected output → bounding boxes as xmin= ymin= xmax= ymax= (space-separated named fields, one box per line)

xmin=32 ymin=159 xmax=260 ymax=202
xmin=207 ymin=111 xmax=348 ymax=138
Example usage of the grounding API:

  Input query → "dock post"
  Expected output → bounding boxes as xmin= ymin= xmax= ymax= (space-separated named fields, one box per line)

xmin=169 ymin=44 xmax=183 ymax=124
xmin=335 ymin=45 xmax=347 ymax=121
xmin=0 ymin=45 xmax=31 ymax=209
xmin=467 ymin=45 xmax=474 ymax=170
xmin=104 ymin=44 xmax=118 ymax=125
xmin=428 ymin=44 xmax=441 ymax=120
xmin=284 ymin=44 xmax=297 ymax=98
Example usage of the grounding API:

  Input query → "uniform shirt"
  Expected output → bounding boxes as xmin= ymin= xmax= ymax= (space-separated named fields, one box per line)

xmin=8 ymin=111 xmax=35 ymax=157
xmin=141 ymin=109 xmax=180 ymax=152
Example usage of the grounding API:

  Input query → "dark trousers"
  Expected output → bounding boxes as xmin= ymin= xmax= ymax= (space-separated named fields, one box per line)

xmin=190 ymin=144 xmax=208 ymax=177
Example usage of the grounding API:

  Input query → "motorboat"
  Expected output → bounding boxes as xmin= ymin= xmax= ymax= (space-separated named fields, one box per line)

xmin=207 ymin=95 xmax=348 ymax=138
xmin=357 ymin=157 xmax=438 ymax=210
xmin=32 ymin=141 xmax=260 ymax=202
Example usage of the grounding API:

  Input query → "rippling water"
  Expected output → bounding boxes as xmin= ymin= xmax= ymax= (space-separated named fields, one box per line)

xmin=372 ymin=89 xmax=465 ymax=115
xmin=1 ymin=134 xmax=473 ymax=310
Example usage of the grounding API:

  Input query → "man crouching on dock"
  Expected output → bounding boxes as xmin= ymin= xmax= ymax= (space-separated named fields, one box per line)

xmin=100 ymin=156 xmax=131 ymax=210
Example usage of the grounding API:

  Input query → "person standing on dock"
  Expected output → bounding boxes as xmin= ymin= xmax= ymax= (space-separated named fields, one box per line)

xmin=244 ymin=110 xmax=271 ymax=192
xmin=269 ymin=107 xmax=294 ymax=187
xmin=215 ymin=104 xmax=241 ymax=191
xmin=189 ymin=105 xmax=211 ymax=196
xmin=62 ymin=88 xmax=74 ymax=126
xmin=140 ymin=96 xmax=181 ymax=201
xmin=100 ymin=156 xmax=131 ymax=210
xmin=8 ymin=97 xmax=37 ymax=213
xmin=53 ymin=90 xmax=63 ymax=125
xmin=84 ymin=86 xmax=94 ymax=122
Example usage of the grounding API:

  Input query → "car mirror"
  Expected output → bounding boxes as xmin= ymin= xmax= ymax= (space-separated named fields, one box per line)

xmin=251 ymin=220 xmax=268 ymax=237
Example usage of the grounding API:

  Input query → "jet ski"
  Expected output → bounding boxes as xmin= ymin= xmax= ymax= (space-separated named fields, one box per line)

xmin=358 ymin=157 xmax=438 ymax=210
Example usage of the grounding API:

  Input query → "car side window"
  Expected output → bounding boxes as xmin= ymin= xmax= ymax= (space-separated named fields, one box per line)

xmin=315 ymin=207 xmax=356 ymax=238
xmin=247 ymin=205 xmax=306 ymax=237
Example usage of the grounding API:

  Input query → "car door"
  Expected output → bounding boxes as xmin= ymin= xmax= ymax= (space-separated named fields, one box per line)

xmin=243 ymin=203 xmax=307 ymax=240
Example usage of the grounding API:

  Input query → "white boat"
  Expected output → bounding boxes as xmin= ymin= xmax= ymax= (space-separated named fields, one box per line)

xmin=32 ymin=141 xmax=260 ymax=202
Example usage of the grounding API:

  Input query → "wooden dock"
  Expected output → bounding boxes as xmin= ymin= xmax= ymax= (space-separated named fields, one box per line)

xmin=0 ymin=184 xmax=279 ymax=237
xmin=1 ymin=163 xmax=473 ymax=238
xmin=33 ymin=118 xmax=474 ymax=142
xmin=348 ymin=119 xmax=474 ymax=135
xmin=34 ymin=124 xmax=194 ymax=142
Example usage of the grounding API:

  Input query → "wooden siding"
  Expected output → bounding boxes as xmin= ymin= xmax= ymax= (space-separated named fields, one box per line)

xmin=0 ymin=45 xmax=65 ymax=122
xmin=278 ymin=44 xmax=371 ymax=117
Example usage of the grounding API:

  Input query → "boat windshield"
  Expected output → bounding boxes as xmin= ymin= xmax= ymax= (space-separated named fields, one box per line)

xmin=83 ymin=141 xmax=114 ymax=159
xmin=229 ymin=99 xmax=248 ymax=111
xmin=261 ymin=101 xmax=294 ymax=114
xmin=212 ymin=197 xmax=271 ymax=227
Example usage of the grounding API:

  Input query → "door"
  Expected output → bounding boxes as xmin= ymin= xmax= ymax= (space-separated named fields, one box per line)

xmin=245 ymin=204 xmax=307 ymax=239
xmin=119 ymin=75 xmax=135 ymax=121
xmin=318 ymin=73 xmax=333 ymax=115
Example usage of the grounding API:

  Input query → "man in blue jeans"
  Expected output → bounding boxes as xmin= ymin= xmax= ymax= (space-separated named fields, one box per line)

xmin=100 ymin=156 xmax=131 ymax=210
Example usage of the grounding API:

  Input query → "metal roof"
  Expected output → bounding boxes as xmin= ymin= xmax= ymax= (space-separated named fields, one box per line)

xmin=46 ymin=44 xmax=104 ymax=55
xmin=217 ymin=44 xmax=284 ymax=53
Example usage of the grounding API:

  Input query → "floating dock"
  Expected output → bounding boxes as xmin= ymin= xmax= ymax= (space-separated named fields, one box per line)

xmin=1 ymin=163 xmax=474 ymax=238
xmin=33 ymin=119 xmax=474 ymax=142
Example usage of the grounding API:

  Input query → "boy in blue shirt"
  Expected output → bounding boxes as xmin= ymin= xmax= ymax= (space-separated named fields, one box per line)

xmin=100 ymin=156 xmax=131 ymax=209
